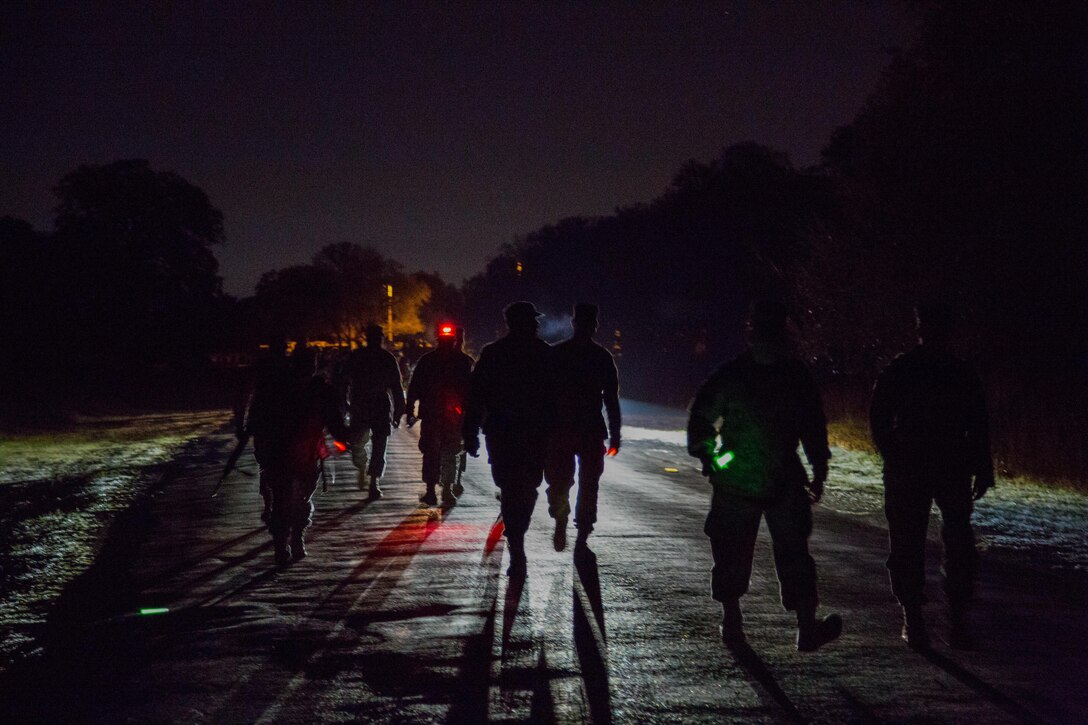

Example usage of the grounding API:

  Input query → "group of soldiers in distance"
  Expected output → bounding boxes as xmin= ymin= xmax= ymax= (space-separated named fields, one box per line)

xmin=237 ymin=297 xmax=993 ymax=654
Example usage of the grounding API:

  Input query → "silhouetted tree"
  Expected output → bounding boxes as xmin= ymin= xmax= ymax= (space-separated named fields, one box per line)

xmin=50 ymin=159 xmax=226 ymax=365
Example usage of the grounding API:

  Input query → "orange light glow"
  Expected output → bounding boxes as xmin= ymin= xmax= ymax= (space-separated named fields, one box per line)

xmin=607 ymin=447 xmax=619 ymax=457
xmin=333 ymin=440 xmax=348 ymax=453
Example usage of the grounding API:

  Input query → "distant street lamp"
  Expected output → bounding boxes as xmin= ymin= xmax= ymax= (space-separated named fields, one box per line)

xmin=386 ymin=284 xmax=393 ymax=342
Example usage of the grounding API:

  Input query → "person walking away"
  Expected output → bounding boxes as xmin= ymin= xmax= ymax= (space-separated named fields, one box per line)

xmin=233 ymin=333 xmax=291 ymax=523
xmin=406 ymin=322 xmax=474 ymax=506
xmin=687 ymin=299 xmax=842 ymax=651
xmin=545 ymin=303 xmax=621 ymax=551
xmin=343 ymin=325 xmax=406 ymax=499
xmin=245 ymin=346 xmax=349 ymax=565
xmin=870 ymin=302 xmax=994 ymax=650
xmin=463 ymin=301 xmax=553 ymax=576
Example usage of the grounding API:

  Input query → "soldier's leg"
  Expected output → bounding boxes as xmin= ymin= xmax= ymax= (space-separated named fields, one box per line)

xmin=351 ymin=428 xmax=373 ymax=489
xmin=544 ymin=437 xmax=576 ymax=522
xmin=288 ymin=466 xmax=320 ymax=561
xmin=369 ymin=427 xmax=390 ymax=478
xmin=767 ymin=488 xmax=843 ymax=651
xmin=883 ymin=471 xmax=933 ymax=608
xmin=935 ymin=478 xmax=977 ymax=647
xmin=704 ymin=496 xmax=762 ymax=604
xmin=438 ymin=422 xmax=462 ymax=503
xmin=419 ymin=424 xmax=440 ymax=504
xmin=763 ymin=488 xmax=818 ymax=612
xmin=573 ymin=439 xmax=606 ymax=540
xmin=264 ymin=465 xmax=293 ymax=565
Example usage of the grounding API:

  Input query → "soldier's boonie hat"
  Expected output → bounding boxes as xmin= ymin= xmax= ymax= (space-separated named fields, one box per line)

xmin=504 ymin=301 xmax=544 ymax=323
xmin=572 ymin=303 xmax=599 ymax=322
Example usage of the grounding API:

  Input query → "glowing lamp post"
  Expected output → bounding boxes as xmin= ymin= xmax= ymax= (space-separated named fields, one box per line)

xmin=386 ymin=284 xmax=393 ymax=342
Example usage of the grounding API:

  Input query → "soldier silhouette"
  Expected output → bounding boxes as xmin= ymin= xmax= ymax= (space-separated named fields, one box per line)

xmin=406 ymin=322 xmax=473 ymax=507
xmin=687 ymin=299 xmax=842 ymax=651
xmin=244 ymin=346 xmax=348 ymax=565
xmin=545 ymin=303 xmax=621 ymax=551
xmin=870 ymin=302 xmax=994 ymax=650
xmin=233 ymin=333 xmax=291 ymax=523
xmin=343 ymin=324 xmax=406 ymax=499
xmin=463 ymin=301 xmax=553 ymax=576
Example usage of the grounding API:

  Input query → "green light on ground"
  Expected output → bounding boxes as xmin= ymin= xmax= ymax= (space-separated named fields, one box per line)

xmin=713 ymin=450 xmax=735 ymax=471
xmin=139 ymin=607 xmax=170 ymax=615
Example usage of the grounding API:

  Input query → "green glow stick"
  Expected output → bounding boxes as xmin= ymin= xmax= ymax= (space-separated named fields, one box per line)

xmin=713 ymin=450 xmax=735 ymax=470
xmin=139 ymin=607 xmax=170 ymax=616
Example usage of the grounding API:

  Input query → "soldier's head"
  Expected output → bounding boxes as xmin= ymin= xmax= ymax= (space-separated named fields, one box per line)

xmin=268 ymin=333 xmax=288 ymax=358
xmin=436 ymin=322 xmax=459 ymax=350
xmin=504 ymin=301 xmax=543 ymax=337
xmin=571 ymin=303 xmax=599 ymax=338
xmin=366 ymin=325 xmax=385 ymax=348
xmin=746 ymin=298 xmax=790 ymax=345
xmin=914 ymin=302 xmax=953 ymax=347
xmin=290 ymin=345 xmax=317 ymax=377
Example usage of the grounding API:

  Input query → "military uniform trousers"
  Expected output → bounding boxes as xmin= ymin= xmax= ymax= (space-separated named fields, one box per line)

xmin=705 ymin=487 xmax=818 ymax=612
xmin=419 ymin=419 xmax=464 ymax=490
xmin=883 ymin=469 xmax=977 ymax=607
xmin=258 ymin=456 xmax=320 ymax=540
xmin=485 ymin=428 xmax=546 ymax=540
xmin=350 ymin=419 xmax=392 ymax=478
xmin=544 ymin=432 xmax=605 ymax=530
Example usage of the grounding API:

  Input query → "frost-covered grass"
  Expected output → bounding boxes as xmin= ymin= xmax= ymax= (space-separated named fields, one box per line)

xmin=0 ymin=411 xmax=226 ymax=667
xmin=0 ymin=411 xmax=225 ymax=485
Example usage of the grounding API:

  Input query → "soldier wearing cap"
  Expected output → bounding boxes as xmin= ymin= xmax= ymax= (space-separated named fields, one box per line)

xmin=463 ymin=301 xmax=553 ymax=576
xmin=870 ymin=302 xmax=994 ymax=650
xmin=687 ymin=299 xmax=842 ymax=651
xmin=406 ymin=322 xmax=474 ymax=506
xmin=545 ymin=303 xmax=621 ymax=551
xmin=342 ymin=324 xmax=406 ymax=499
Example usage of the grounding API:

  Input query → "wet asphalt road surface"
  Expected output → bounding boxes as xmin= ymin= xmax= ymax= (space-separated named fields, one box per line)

xmin=1 ymin=420 xmax=1086 ymax=723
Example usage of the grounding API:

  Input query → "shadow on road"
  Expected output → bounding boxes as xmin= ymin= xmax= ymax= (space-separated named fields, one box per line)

xmin=723 ymin=640 xmax=806 ymax=724
xmin=574 ymin=546 xmax=612 ymax=724
xmin=918 ymin=647 xmax=1043 ymax=724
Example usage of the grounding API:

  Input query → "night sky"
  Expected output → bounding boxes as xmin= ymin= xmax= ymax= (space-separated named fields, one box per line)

xmin=2 ymin=2 xmax=916 ymax=297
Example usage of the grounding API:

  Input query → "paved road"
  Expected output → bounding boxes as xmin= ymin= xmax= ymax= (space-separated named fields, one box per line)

xmin=2 ymin=420 xmax=1085 ymax=723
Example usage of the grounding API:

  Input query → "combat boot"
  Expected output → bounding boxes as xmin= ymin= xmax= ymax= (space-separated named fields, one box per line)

xmin=796 ymin=606 xmax=843 ymax=652
xmin=368 ymin=475 xmax=383 ymax=500
xmin=290 ymin=532 xmax=307 ymax=561
xmin=948 ymin=603 xmax=974 ymax=650
xmin=420 ymin=486 xmax=438 ymax=506
xmin=506 ymin=535 xmax=527 ymax=577
xmin=440 ymin=483 xmax=457 ymax=506
xmin=574 ymin=527 xmax=590 ymax=550
xmin=901 ymin=605 xmax=929 ymax=650
xmin=553 ymin=516 xmax=567 ymax=551
xmin=273 ymin=534 xmax=292 ymax=567
xmin=719 ymin=600 xmax=745 ymax=644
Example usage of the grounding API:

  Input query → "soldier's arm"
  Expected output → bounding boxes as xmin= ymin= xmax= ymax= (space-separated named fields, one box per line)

xmin=797 ymin=363 xmax=831 ymax=471
xmin=387 ymin=355 xmax=406 ymax=421
xmin=869 ymin=363 xmax=900 ymax=458
xmin=966 ymin=366 xmax=995 ymax=497
xmin=602 ymin=350 xmax=622 ymax=449
xmin=405 ymin=357 xmax=425 ymax=419
xmin=462 ymin=348 xmax=490 ymax=443
xmin=687 ymin=369 xmax=725 ymax=468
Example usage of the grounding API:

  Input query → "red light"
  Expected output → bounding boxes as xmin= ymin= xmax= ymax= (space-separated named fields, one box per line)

xmin=439 ymin=325 xmax=454 ymax=336
xmin=333 ymin=441 xmax=348 ymax=453
xmin=454 ymin=405 xmax=463 ymax=415
xmin=606 ymin=447 xmax=619 ymax=457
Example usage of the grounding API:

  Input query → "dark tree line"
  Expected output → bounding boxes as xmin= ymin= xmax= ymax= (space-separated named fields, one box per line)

xmin=463 ymin=0 xmax=1088 ymax=485
xmin=1 ymin=161 xmax=461 ymax=420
